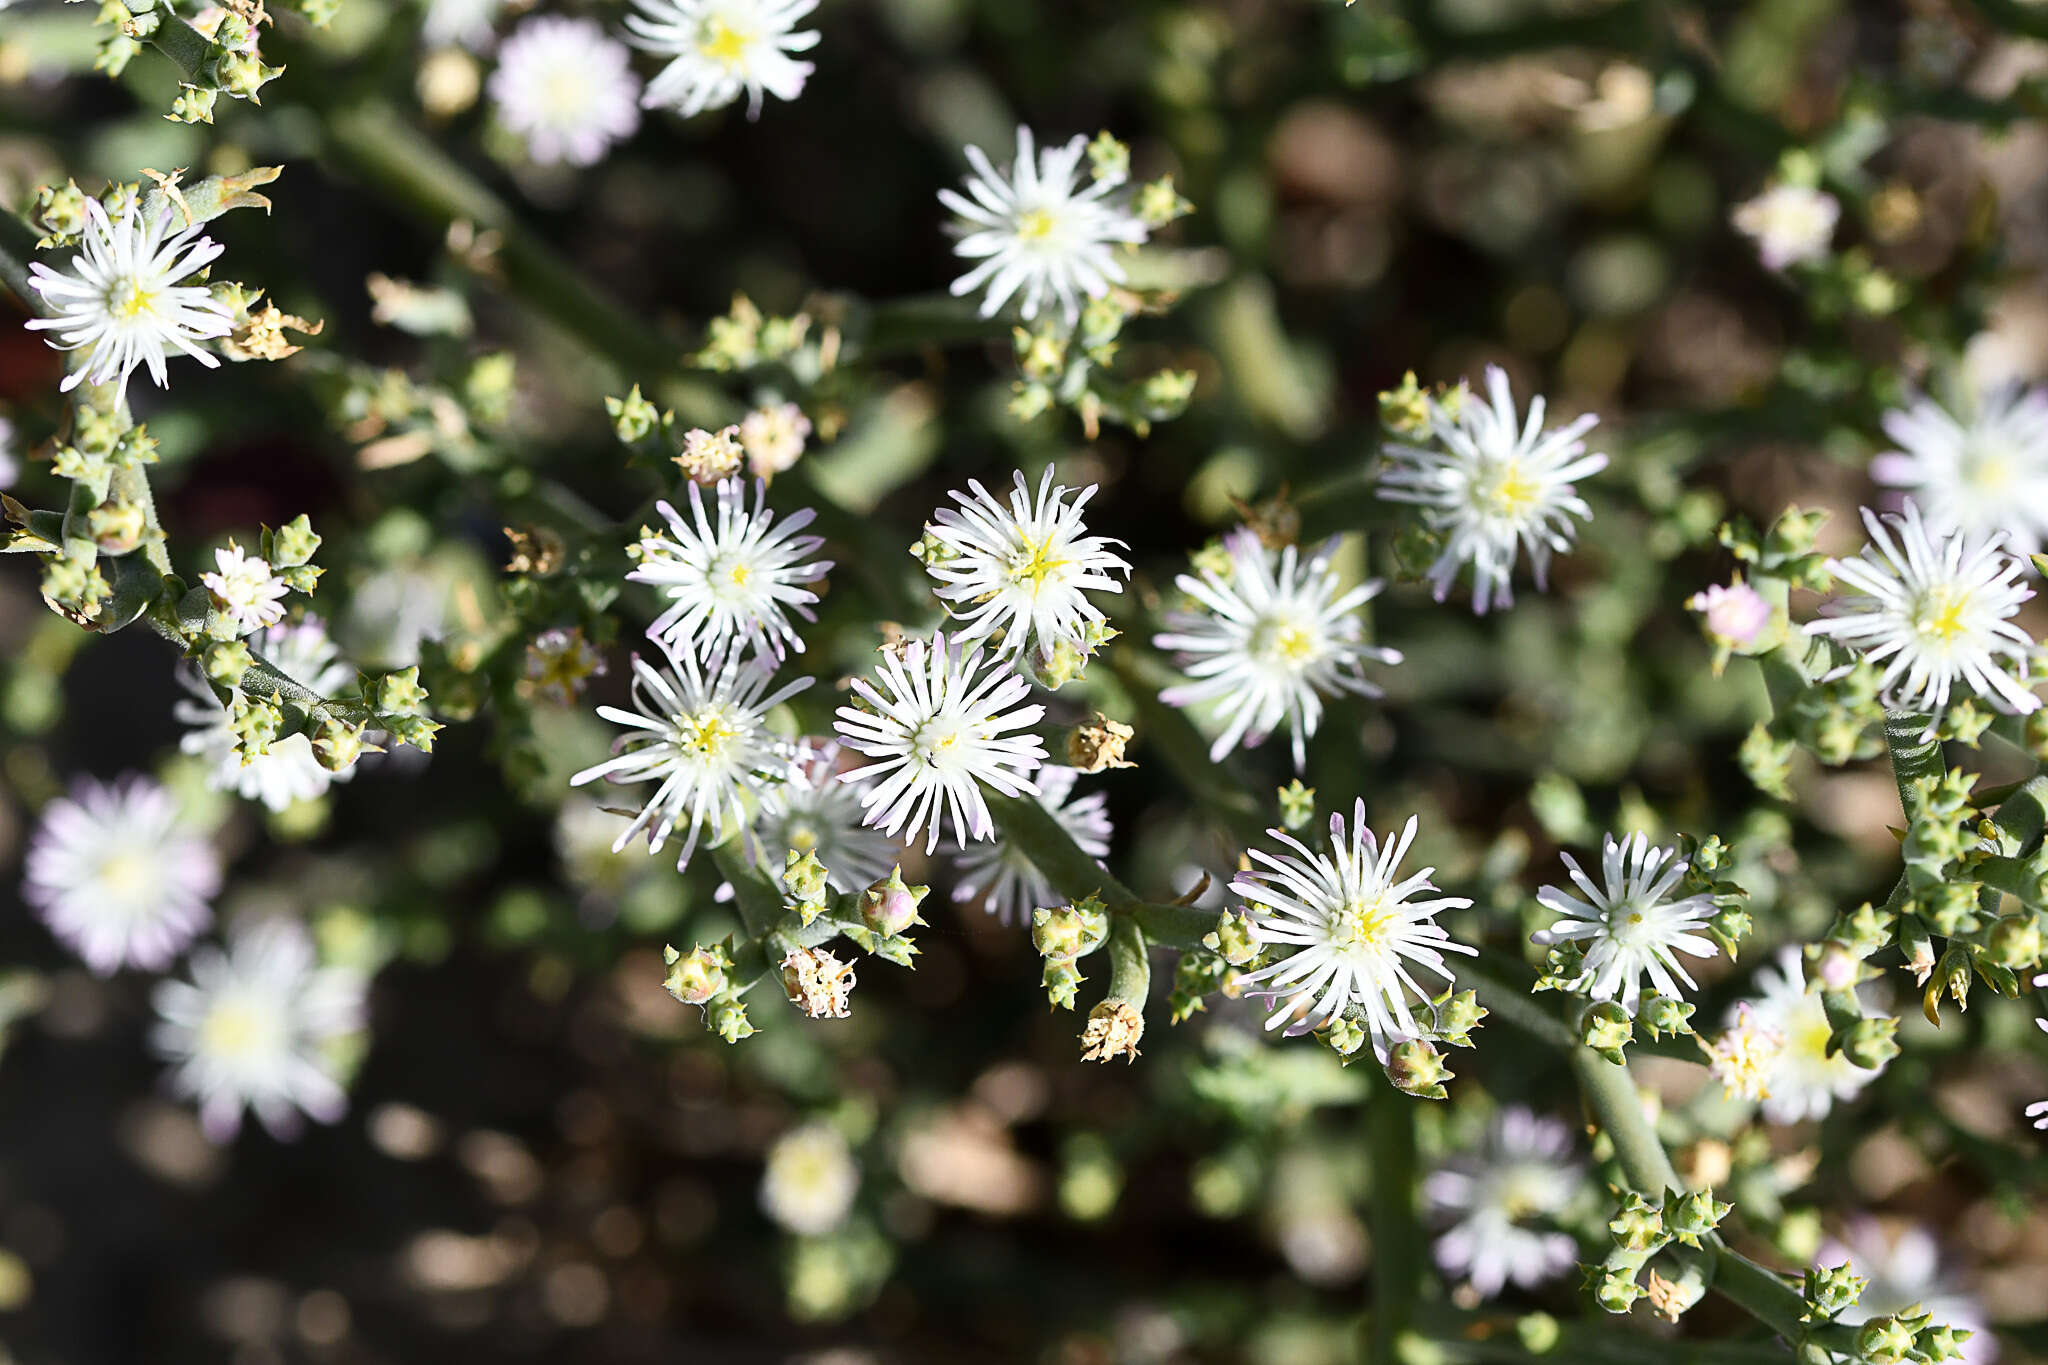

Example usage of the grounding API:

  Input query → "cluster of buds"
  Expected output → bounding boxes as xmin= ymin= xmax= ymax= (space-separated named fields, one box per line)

xmin=1587 ymin=1189 xmax=1729 ymax=1320
xmin=92 ymin=0 xmax=288 ymax=124
xmin=689 ymin=294 xmax=824 ymax=375
xmin=1006 ymin=302 xmax=1196 ymax=440
xmin=842 ymin=866 xmax=928 ymax=967
xmin=1027 ymin=618 xmax=1120 ymax=691
xmin=326 ymin=349 xmax=511 ymax=470
xmin=661 ymin=941 xmax=757 ymax=1042
xmin=1032 ymin=893 xmax=1111 ymax=1010
xmin=782 ymin=849 xmax=832 ymax=926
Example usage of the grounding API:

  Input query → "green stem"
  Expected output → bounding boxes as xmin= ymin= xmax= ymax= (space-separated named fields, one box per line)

xmin=983 ymin=790 xmax=1138 ymax=904
xmin=1102 ymin=914 xmax=1151 ymax=1007
xmin=1570 ymin=1046 xmax=1682 ymax=1195
xmin=1366 ymin=1067 xmax=1421 ymax=1365
xmin=1106 ymin=644 xmax=1269 ymax=847
xmin=0 ymin=209 xmax=42 ymax=315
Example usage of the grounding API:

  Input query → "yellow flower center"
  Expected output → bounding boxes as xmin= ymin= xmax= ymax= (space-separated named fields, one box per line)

xmin=99 ymin=851 xmax=150 ymax=898
xmin=1006 ymin=534 xmax=1067 ymax=587
xmin=200 ymin=999 xmax=268 ymax=1059
xmin=698 ymin=17 xmax=752 ymax=65
xmin=1253 ymin=615 xmax=1319 ymax=666
xmin=729 ymin=562 xmax=752 ymax=587
xmin=787 ymin=822 xmax=818 ymax=853
xmin=109 ymin=279 xmax=159 ymax=322
xmin=540 ymin=69 xmax=586 ymax=118
xmin=1016 ymin=209 xmax=1058 ymax=241
xmin=1913 ymin=586 xmax=1970 ymax=643
xmin=1474 ymin=460 xmax=1540 ymax=520
xmin=679 ymin=707 xmax=740 ymax=758
xmin=1330 ymin=890 xmax=1396 ymax=954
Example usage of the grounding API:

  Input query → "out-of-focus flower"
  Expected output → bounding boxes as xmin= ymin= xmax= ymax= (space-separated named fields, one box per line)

xmin=1738 ymin=949 xmax=1884 ymax=1123
xmin=1807 ymin=501 xmax=2040 ymax=721
xmin=625 ymin=0 xmax=819 ymax=119
xmin=1379 ymin=366 xmax=1608 ymax=614
xmin=1532 ymin=832 xmax=1719 ymax=1012
xmin=1732 ymin=184 xmax=1840 ymax=270
xmin=1154 ymin=528 xmax=1397 ymax=769
xmin=569 ymin=640 xmax=812 ymax=869
xmin=1688 ymin=579 xmax=1777 ymax=652
xmin=1818 ymin=1220 xmax=1996 ymax=1365
xmin=1424 ymin=1106 xmax=1585 ymax=1298
xmin=760 ymin=1122 xmax=858 ymax=1235
xmin=674 ymin=424 xmax=744 ymax=484
xmin=1704 ymin=1001 xmax=1782 ymax=1104
xmin=26 ymin=197 xmax=234 ymax=408
xmin=151 ymin=917 xmax=367 ymax=1142
xmin=0 ymin=415 xmax=18 ymax=489
xmin=739 ymin=402 xmax=811 ymax=479
xmin=939 ymin=125 xmax=1149 ymax=324
xmin=24 ymin=775 xmax=220 ymax=975
xmin=488 ymin=16 xmax=642 ymax=167
xmin=923 ymin=466 xmax=1130 ymax=665
xmin=421 ymin=0 xmax=506 ymax=50
xmin=1872 ymin=386 xmax=2048 ymax=552
xmin=521 ymin=626 xmax=606 ymax=704
xmin=834 ymin=633 xmax=1045 ymax=854
xmin=950 ymin=765 xmax=1111 ymax=924
xmin=1233 ymin=804 xmax=1475 ymax=1055
xmin=201 ymin=543 xmax=290 ymax=635
xmin=753 ymin=740 xmax=904 ymax=892
xmin=629 ymin=475 xmax=830 ymax=663
xmin=177 ymin=617 xmax=359 ymax=810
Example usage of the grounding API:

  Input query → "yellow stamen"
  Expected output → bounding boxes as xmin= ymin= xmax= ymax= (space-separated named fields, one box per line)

xmin=1016 ymin=209 xmax=1057 ymax=241
xmin=698 ymin=17 xmax=751 ymax=64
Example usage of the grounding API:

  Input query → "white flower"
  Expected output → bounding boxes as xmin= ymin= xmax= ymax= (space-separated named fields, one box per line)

xmin=1424 ymin=1106 xmax=1585 ymax=1299
xmin=1233 ymin=804 xmax=1475 ymax=1054
xmin=201 ymin=542 xmax=290 ymax=635
xmin=26 ymin=196 xmax=236 ymax=409
xmin=939 ymin=125 xmax=1149 ymax=324
xmin=152 ymin=917 xmax=367 ymax=1142
xmin=23 ymin=775 xmax=220 ymax=975
xmin=1704 ymin=1001 xmax=1782 ymax=1104
xmin=629 ymin=475 xmax=831 ymax=663
xmin=175 ymin=617 xmax=359 ymax=812
xmin=950 ymin=765 xmax=1112 ymax=924
xmin=0 ymin=414 xmax=18 ymax=489
xmin=1806 ymin=501 xmax=2040 ymax=720
xmin=834 ymin=633 xmax=1046 ymax=855
xmin=489 ymin=16 xmax=642 ymax=167
xmin=625 ymin=0 xmax=819 ymax=119
xmin=924 ymin=466 xmax=1131 ymax=664
xmin=1734 ymin=949 xmax=1883 ymax=1124
xmin=1819 ymin=1220 xmax=1996 ymax=1365
xmin=570 ymin=639 xmax=812 ymax=869
xmin=1154 ymin=528 xmax=1398 ymax=769
xmin=740 ymin=402 xmax=811 ymax=480
xmin=1872 ymin=386 xmax=2048 ymax=553
xmin=1731 ymin=183 xmax=1840 ymax=270
xmin=752 ymin=739 xmax=905 ymax=893
xmin=760 ymin=1122 xmax=858 ymax=1236
xmin=1378 ymin=366 xmax=1608 ymax=613
xmin=421 ymin=0 xmax=504 ymax=50
xmin=1688 ymin=579 xmax=1776 ymax=650
xmin=1531 ymin=832 xmax=1719 ymax=1013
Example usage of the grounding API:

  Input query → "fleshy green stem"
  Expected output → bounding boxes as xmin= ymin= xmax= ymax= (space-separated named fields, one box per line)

xmin=1366 ymin=1067 xmax=1421 ymax=1365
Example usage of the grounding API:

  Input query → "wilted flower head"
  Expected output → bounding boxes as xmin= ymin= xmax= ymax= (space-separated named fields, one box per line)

xmin=488 ymin=16 xmax=642 ymax=167
xmin=1532 ymin=832 xmax=1720 ymax=1012
xmin=1732 ymin=183 xmax=1840 ymax=270
xmin=1233 ymin=804 xmax=1475 ymax=1056
xmin=1424 ymin=1107 xmax=1585 ymax=1299
xmin=625 ymin=0 xmax=820 ymax=119
xmin=26 ymin=196 xmax=235 ymax=408
xmin=1806 ymin=500 xmax=2040 ymax=722
xmin=1378 ymin=366 xmax=1608 ymax=614
xmin=739 ymin=402 xmax=811 ymax=479
xmin=939 ymin=125 xmax=1149 ymax=324
xmin=24 ymin=775 xmax=220 ymax=975
xmin=151 ymin=916 xmax=368 ymax=1142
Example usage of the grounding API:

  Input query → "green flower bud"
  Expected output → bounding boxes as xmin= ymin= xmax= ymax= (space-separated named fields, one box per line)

xmin=1515 ymin=1312 xmax=1561 ymax=1354
xmin=385 ymin=714 xmax=443 ymax=753
xmin=1201 ymin=909 xmax=1260 ymax=966
xmin=1984 ymin=914 xmax=2043 ymax=970
xmin=1432 ymin=987 xmax=1488 ymax=1047
xmin=782 ymin=847 xmax=830 ymax=925
xmin=605 ymin=385 xmax=663 ymax=444
xmin=369 ymin=666 xmax=429 ymax=714
xmin=662 ymin=943 xmax=727 ymax=1006
xmin=1666 ymin=1189 xmax=1729 ymax=1246
xmin=87 ymin=500 xmax=147 ymax=555
xmin=1321 ymin=1016 xmax=1367 ymax=1059
xmin=1839 ymin=1014 xmax=1900 ymax=1070
xmin=1856 ymin=1314 xmax=1919 ymax=1364
xmin=1384 ymin=1037 xmax=1452 ymax=1099
xmin=1608 ymin=1192 xmax=1665 ymax=1253
xmin=1377 ymin=371 xmax=1431 ymax=438
xmin=1918 ymin=1322 xmax=1974 ymax=1362
xmin=216 ymin=49 xmax=283 ymax=101
xmin=1033 ymin=637 xmax=1088 ymax=690
xmin=1590 ymin=1263 xmax=1645 ymax=1315
xmin=203 ymin=639 xmax=254 ymax=689
xmin=1580 ymin=1000 xmax=1634 ymax=1065
xmin=1032 ymin=894 xmax=1110 ymax=961
xmin=861 ymin=865 xmax=929 ymax=938
xmin=229 ymin=691 xmax=286 ymax=758
xmin=170 ymin=83 xmax=220 ymax=125
xmin=1041 ymin=956 xmax=1083 ymax=1011
xmin=1739 ymin=722 xmax=1797 ymax=802
xmin=1013 ymin=323 xmax=1067 ymax=382
xmin=32 ymin=179 xmax=88 ymax=246
xmin=1277 ymin=779 xmax=1316 ymax=831
xmin=1086 ymin=130 xmax=1130 ymax=184
xmin=709 ymin=997 xmax=755 ymax=1043
xmin=41 ymin=557 xmax=111 ymax=621
xmin=1801 ymin=1261 xmax=1867 ymax=1322
xmin=1636 ymin=992 xmax=1696 ymax=1040
xmin=310 ymin=715 xmax=372 ymax=773
xmin=265 ymin=514 xmax=321 ymax=568
xmin=1135 ymin=175 xmax=1193 ymax=226
xmin=1139 ymin=368 xmax=1196 ymax=416
xmin=1709 ymin=903 xmax=1753 ymax=959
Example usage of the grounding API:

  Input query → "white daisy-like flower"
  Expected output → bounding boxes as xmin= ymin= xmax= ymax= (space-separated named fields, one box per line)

xmin=421 ymin=0 xmax=505 ymax=50
xmin=1805 ymin=500 xmax=2041 ymax=721
xmin=939 ymin=125 xmax=1150 ymax=324
xmin=924 ymin=466 xmax=1131 ymax=664
xmin=629 ymin=475 xmax=831 ymax=664
xmin=571 ymin=639 xmax=811 ymax=869
xmin=23 ymin=775 xmax=220 ymax=976
xmin=1154 ymin=528 xmax=1399 ymax=769
xmin=752 ymin=739 xmax=905 ymax=893
xmin=1872 ymin=386 xmax=2048 ymax=553
xmin=1731 ymin=183 xmax=1840 ymax=271
xmin=1233 ymin=804 xmax=1475 ymax=1055
xmin=1531 ymin=832 xmax=1719 ymax=1013
xmin=177 ymin=617 xmax=359 ymax=812
xmin=1735 ymin=948 xmax=1884 ymax=1124
xmin=1819 ymin=1220 xmax=1996 ymax=1365
xmin=834 ymin=633 xmax=1046 ymax=855
xmin=25 ymin=196 xmax=235 ymax=408
xmin=201 ymin=542 xmax=290 ymax=636
xmin=489 ymin=16 xmax=642 ymax=167
xmin=624 ymin=0 xmax=820 ymax=119
xmin=151 ymin=916 xmax=368 ymax=1143
xmin=1379 ymin=366 xmax=1608 ymax=614
xmin=760 ymin=1122 xmax=858 ymax=1236
xmin=950 ymin=765 xmax=1112 ymax=924
xmin=1423 ymin=1106 xmax=1586 ymax=1299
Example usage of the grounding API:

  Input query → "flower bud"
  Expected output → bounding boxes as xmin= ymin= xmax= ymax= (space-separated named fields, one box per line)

xmin=1580 ymin=1000 xmax=1634 ymax=1064
xmin=1041 ymin=956 xmax=1083 ymax=1011
xmin=310 ymin=715 xmax=372 ymax=773
xmin=1013 ymin=323 xmax=1066 ymax=382
xmin=1918 ymin=1323 xmax=1974 ymax=1362
xmin=1636 ymin=992 xmax=1696 ymax=1040
xmin=1667 ymin=1189 xmax=1730 ymax=1245
xmin=1984 ymin=915 xmax=2043 ymax=970
xmin=229 ymin=692 xmax=285 ymax=758
xmin=32 ymin=179 xmax=88 ymax=246
xmin=385 ymin=714 xmax=444 ymax=753
xmin=203 ymin=639 xmax=253 ymax=689
xmin=1608 ymin=1191 xmax=1665 ymax=1253
xmin=87 ymin=500 xmax=146 ymax=555
xmin=605 ymin=385 xmax=662 ymax=443
xmin=1590 ymin=1263 xmax=1645 ymax=1315
xmin=265 ymin=513 xmax=321 ymax=568
xmin=1838 ymin=1014 xmax=1900 ymax=1071
xmin=662 ymin=943 xmax=726 ymax=1006
xmin=1515 ymin=1313 xmax=1561 ymax=1354
xmin=709 ymin=997 xmax=755 ymax=1043
xmin=1856 ymin=1314 xmax=1919 ymax=1364
xmin=1384 ymin=1037 xmax=1452 ymax=1100
xmin=1032 ymin=894 xmax=1110 ymax=962
xmin=1708 ymin=903 xmax=1753 ymax=959
xmin=1277 ymin=779 xmax=1316 ymax=831
xmin=170 ymin=82 xmax=220 ymax=124
xmin=1202 ymin=909 xmax=1260 ymax=966
xmin=1432 ymin=987 xmax=1488 ymax=1047
xmin=368 ymin=665 xmax=429 ymax=715
xmin=861 ymin=865 xmax=929 ymax=937
xmin=1079 ymin=999 xmax=1144 ymax=1063
xmin=1320 ymin=1016 xmax=1367 ymax=1058
xmin=1135 ymin=175 xmax=1193 ymax=226
xmin=1033 ymin=637 xmax=1088 ymax=690
xmin=1811 ymin=939 xmax=1863 ymax=992
xmin=782 ymin=848 xmax=830 ymax=925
